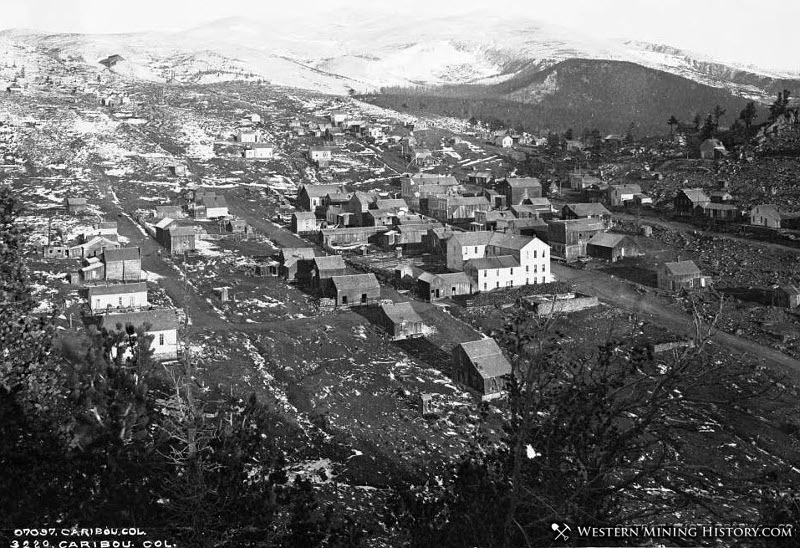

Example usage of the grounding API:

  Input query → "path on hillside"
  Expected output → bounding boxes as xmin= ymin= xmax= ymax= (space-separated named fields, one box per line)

xmin=552 ymin=263 xmax=800 ymax=381
xmin=615 ymin=212 xmax=800 ymax=254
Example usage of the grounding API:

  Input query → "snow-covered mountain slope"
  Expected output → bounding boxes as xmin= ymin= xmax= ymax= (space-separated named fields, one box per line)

xmin=1 ymin=9 xmax=797 ymax=101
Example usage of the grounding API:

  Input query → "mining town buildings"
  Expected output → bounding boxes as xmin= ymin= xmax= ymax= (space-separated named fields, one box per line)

xmin=451 ymin=338 xmax=512 ymax=399
xmin=103 ymin=247 xmax=142 ymax=282
xmin=87 ymin=282 xmax=148 ymax=312
xmin=298 ymin=184 xmax=347 ymax=213
xmin=657 ymin=260 xmax=706 ymax=291
xmin=309 ymin=146 xmax=333 ymax=166
xmin=546 ymin=219 xmax=607 ymax=260
xmin=586 ymin=233 xmax=641 ymax=262
xmin=674 ymin=188 xmax=711 ymax=217
xmin=96 ymin=309 xmax=180 ymax=361
xmin=497 ymin=177 xmax=542 ymax=205
xmin=750 ymin=204 xmax=800 ymax=229
xmin=330 ymin=273 xmax=381 ymax=307
xmin=376 ymin=302 xmax=426 ymax=340
xmin=417 ymin=272 xmax=474 ymax=301
xmin=771 ymin=284 xmax=800 ymax=309
xmin=291 ymin=212 xmax=318 ymax=234
xmin=279 ymin=248 xmax=316 ymax=282
xmin=65 ymin=196 xmax=88 ymax=215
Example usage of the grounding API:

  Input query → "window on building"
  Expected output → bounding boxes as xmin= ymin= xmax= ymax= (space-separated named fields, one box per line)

xmin=534 ymin=250 xmax=537 ymax=258
xmin=510 ymin=268 xmax=513 ymax=275
xmin=159 ymin=333 xmax=164 ymax=346
xmin=526 ymin=265 xmax=529 ymax=272
xmin=484 ymin=271 xmax=487 ymax=277
xmin=118 ymin=297 xmax=123 ymax=307
xmin=484 ymin=283 xmax=487 ymax=290
xmin=496 ymin=282 xmax=500 ymax=288
xmin=474 ymin=246 xmax=477 ymax=253
xmin=342 ymin=295 xmax=348 ymax=304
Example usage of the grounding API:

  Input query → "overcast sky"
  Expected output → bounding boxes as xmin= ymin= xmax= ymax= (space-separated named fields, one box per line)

xmin=3 ymin=0 xmax=797 ymax=71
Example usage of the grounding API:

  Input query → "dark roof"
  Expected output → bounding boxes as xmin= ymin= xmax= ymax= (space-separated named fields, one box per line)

xmin=331 ymin=273 xmax=380 ymax=291
xmin=663 ymin=260 xmax=701 ymax=276
xmin=548 ymin=219 xmax=607 ymax=233
xmin=300 ymin=183 xmax=346 ymax=198
xmin=374 ymin=198 xmax=408 ymax=210
xmin=202 ymin=195 xmax=228 ymax=208
xmin=449 ymin=231 xmax=495 ymax=247
xmin=564 ymin=203 xmax=611 ymax=217
xmin=610 ymin=184 xmax=642 ymax=194
xmin=65 ymin=197 xmax=87 ymax=205
xmin=168 ymin=226 xmax=195 ymax=237
xmin=314 ymin=255 xmax=346 ymax=271
xmin=587 ymin=233 xmax=631 ymax=248
xmin=502 ymin=177 xmax=541 ymax=188
xmin=98 ymin=309 xmax=179 ymax=332
xmin=88 ymin=282 xmax=147 ymax=297
xmin=103 ymin=247 xmax=140 ymax=262
xmin=293 ymin=212 xmax=317 ymax=221
xmin=281 ymin=247 xmax=315 ymax=261
xmin=465 ymin=255 xmax=520 ymax=270
xmin=380 ymin=302 xmax=424 ymax=325
xmin=433 ymin=272 xmax=473 ymax=285
xmin=488 ymin=233 xmax=539 ymax=250
xmin=456 ymin=338 xmax=512 ymax=379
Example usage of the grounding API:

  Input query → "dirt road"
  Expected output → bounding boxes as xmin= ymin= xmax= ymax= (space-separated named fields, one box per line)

xmin=615 ymin=212 xmax=800 ymax=254
xmin=552 ymin=263 xmax=800 ymax=381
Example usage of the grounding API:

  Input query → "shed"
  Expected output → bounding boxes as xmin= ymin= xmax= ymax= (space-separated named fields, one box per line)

xmin=279 ymin=247 xmax=315 ymax=281
xmin=418 ymin=272 xmax=475 ymax=301
xmin=97 ymin=309 xmax=180 ymax=361
xmin=657 ymin=260 xmax=705 ymax=291
xmin=377 ymin=302 xmax=426 ymax=340
xmin=102 ymin=247 xmax=142 ymax=282
xmin=452 ymin=338 xmax=512 ymax=399
xmin=291 ymin=212 xmax=318 ymax=234
xmin=330 ymin=274 xmax=381 ymax=307
xmin=771 ymin=284 xmax=800 ymax=309
xmin=65 ymin=197 xmax=88 ymax=215
xmin=586 ymin=233 xmax=641 ymax=262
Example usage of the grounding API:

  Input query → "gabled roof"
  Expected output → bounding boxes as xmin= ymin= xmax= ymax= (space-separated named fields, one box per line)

xmin=775 ymin=284 xmax=800 ymax=296
xmin=202 ymin=195 xmax=228 ymax=208
xmin=465 ymin=255 xmax=520 ymax=270
xmin=501 ymin=177 xmax=541 ymax=188
xmin=407 ymin=174 xmax=459 ymax=186
xmin=331 ymin=273 xmax=380 ymax=291
xmin=439 ymin=196 xmax=490 ymax=207
xmin=168 ymin=226 xmax=195 ymax=237
xmin=587 ymin=233 xmax=631 ymax=248
xmin=679 ymin=188 xmax=710 ymax=203
xmin=65 ymin=197 xmax=88 ymax=205
xmin=314 ymin=255 xmax=346 ymax=271
xmin=351 ymin=192 xmax=377 ymax=207
xmin=293 ymin=211 xmax=317 ymax=221
xmin=610 ymin=184 xmax=642 ymax=194
xmin=701 ymin=138 xmax=726 ymax=149
xmin=564 ymin=203 xmax=611 ymax=217
xmin=448 ymin=231 xmax=495 ymax=247
xmin=155 ymin=217 xmax=174 ymax=229
xmin=456 ymin=338 xmax=512 ymax=379
xmin=663 ymin=260 xmax=701 ymax=276
xmin=434 ymin=272 xmax=473 ymax=285
xmin=310 ymin=145 xmax=333 ymax=152
xmin=103 ymin=247 xmax=140 ymax=262
xmin=300 ymin=183 xmax=346 ymax=198
xmin=380 ymin=301 xmax=424 ymax=325
xmin=88 ymin=282 xmax=147 ymax=297
xmin=488 ymin=232 xmax=538 ymax=250
xmin=547 ymin=219 xmax=607 ymax=233
xmin=374 ymin=198 xmax=409 ymax=210
xmin=280 ymin=247 xmax=315 ymax=261
xmin=98 ymin=309 xmax=179 ymax=332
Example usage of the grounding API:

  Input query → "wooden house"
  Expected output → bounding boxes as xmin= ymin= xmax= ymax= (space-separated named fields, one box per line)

xmin=586 ymin=233 xmax=641 ymax=262
xmin=102 ymin=247 xmax=141 ymax=282
xmin=657 ymin=261 xmax=706 ymax=291
xmin=96 ymin=309 xmax=180 ymax=361
xmin=291 ymin=212 xmax=318 ymax=234
xmin=65 ymin=196 xmax=88 ymax=215
xmin=330 ymin=274 xmax=381 ymax=307
xmin=87 ymin=282 xmax=148 ymax=312
xmin=376 ymin=302 xmax=426 ymax=340
xmin=298 ymin=183 xmax=347 ymax=212
xmin=770 ymin=284 xmax=800 ymax=309
xmin=674 ymin=189 xmax=710 ymax=217
xmin=156 ymin=223 xmax=196 ymax=254
xmin=750 ymin=204 xmax=800 ymax=229
xmin=429 ymin=195 xmax=491 ymax=223
xmin=451 ymin=338 xmax=512 ymax=399
xmin=497 ymin=178 xmax=542 ymax=205
xmin=607 ymin=184 xmax=643 ymax=207
xmin=310 ymin=255 xmax=347 ymax=294
xmin=309 ymin=146 xmax=333 ymax=166
xmin=561 ymin=203 xmax=612 ymax=225
xmin=243 ymin=143 xmax=274 ymax=159
xmin=417 ymin=272 xmax=474 ymax=301
xmin=546 ymin=219 xmax=607 ymax=260
xmin=279 ymin=248 xmax=315 ymax=282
